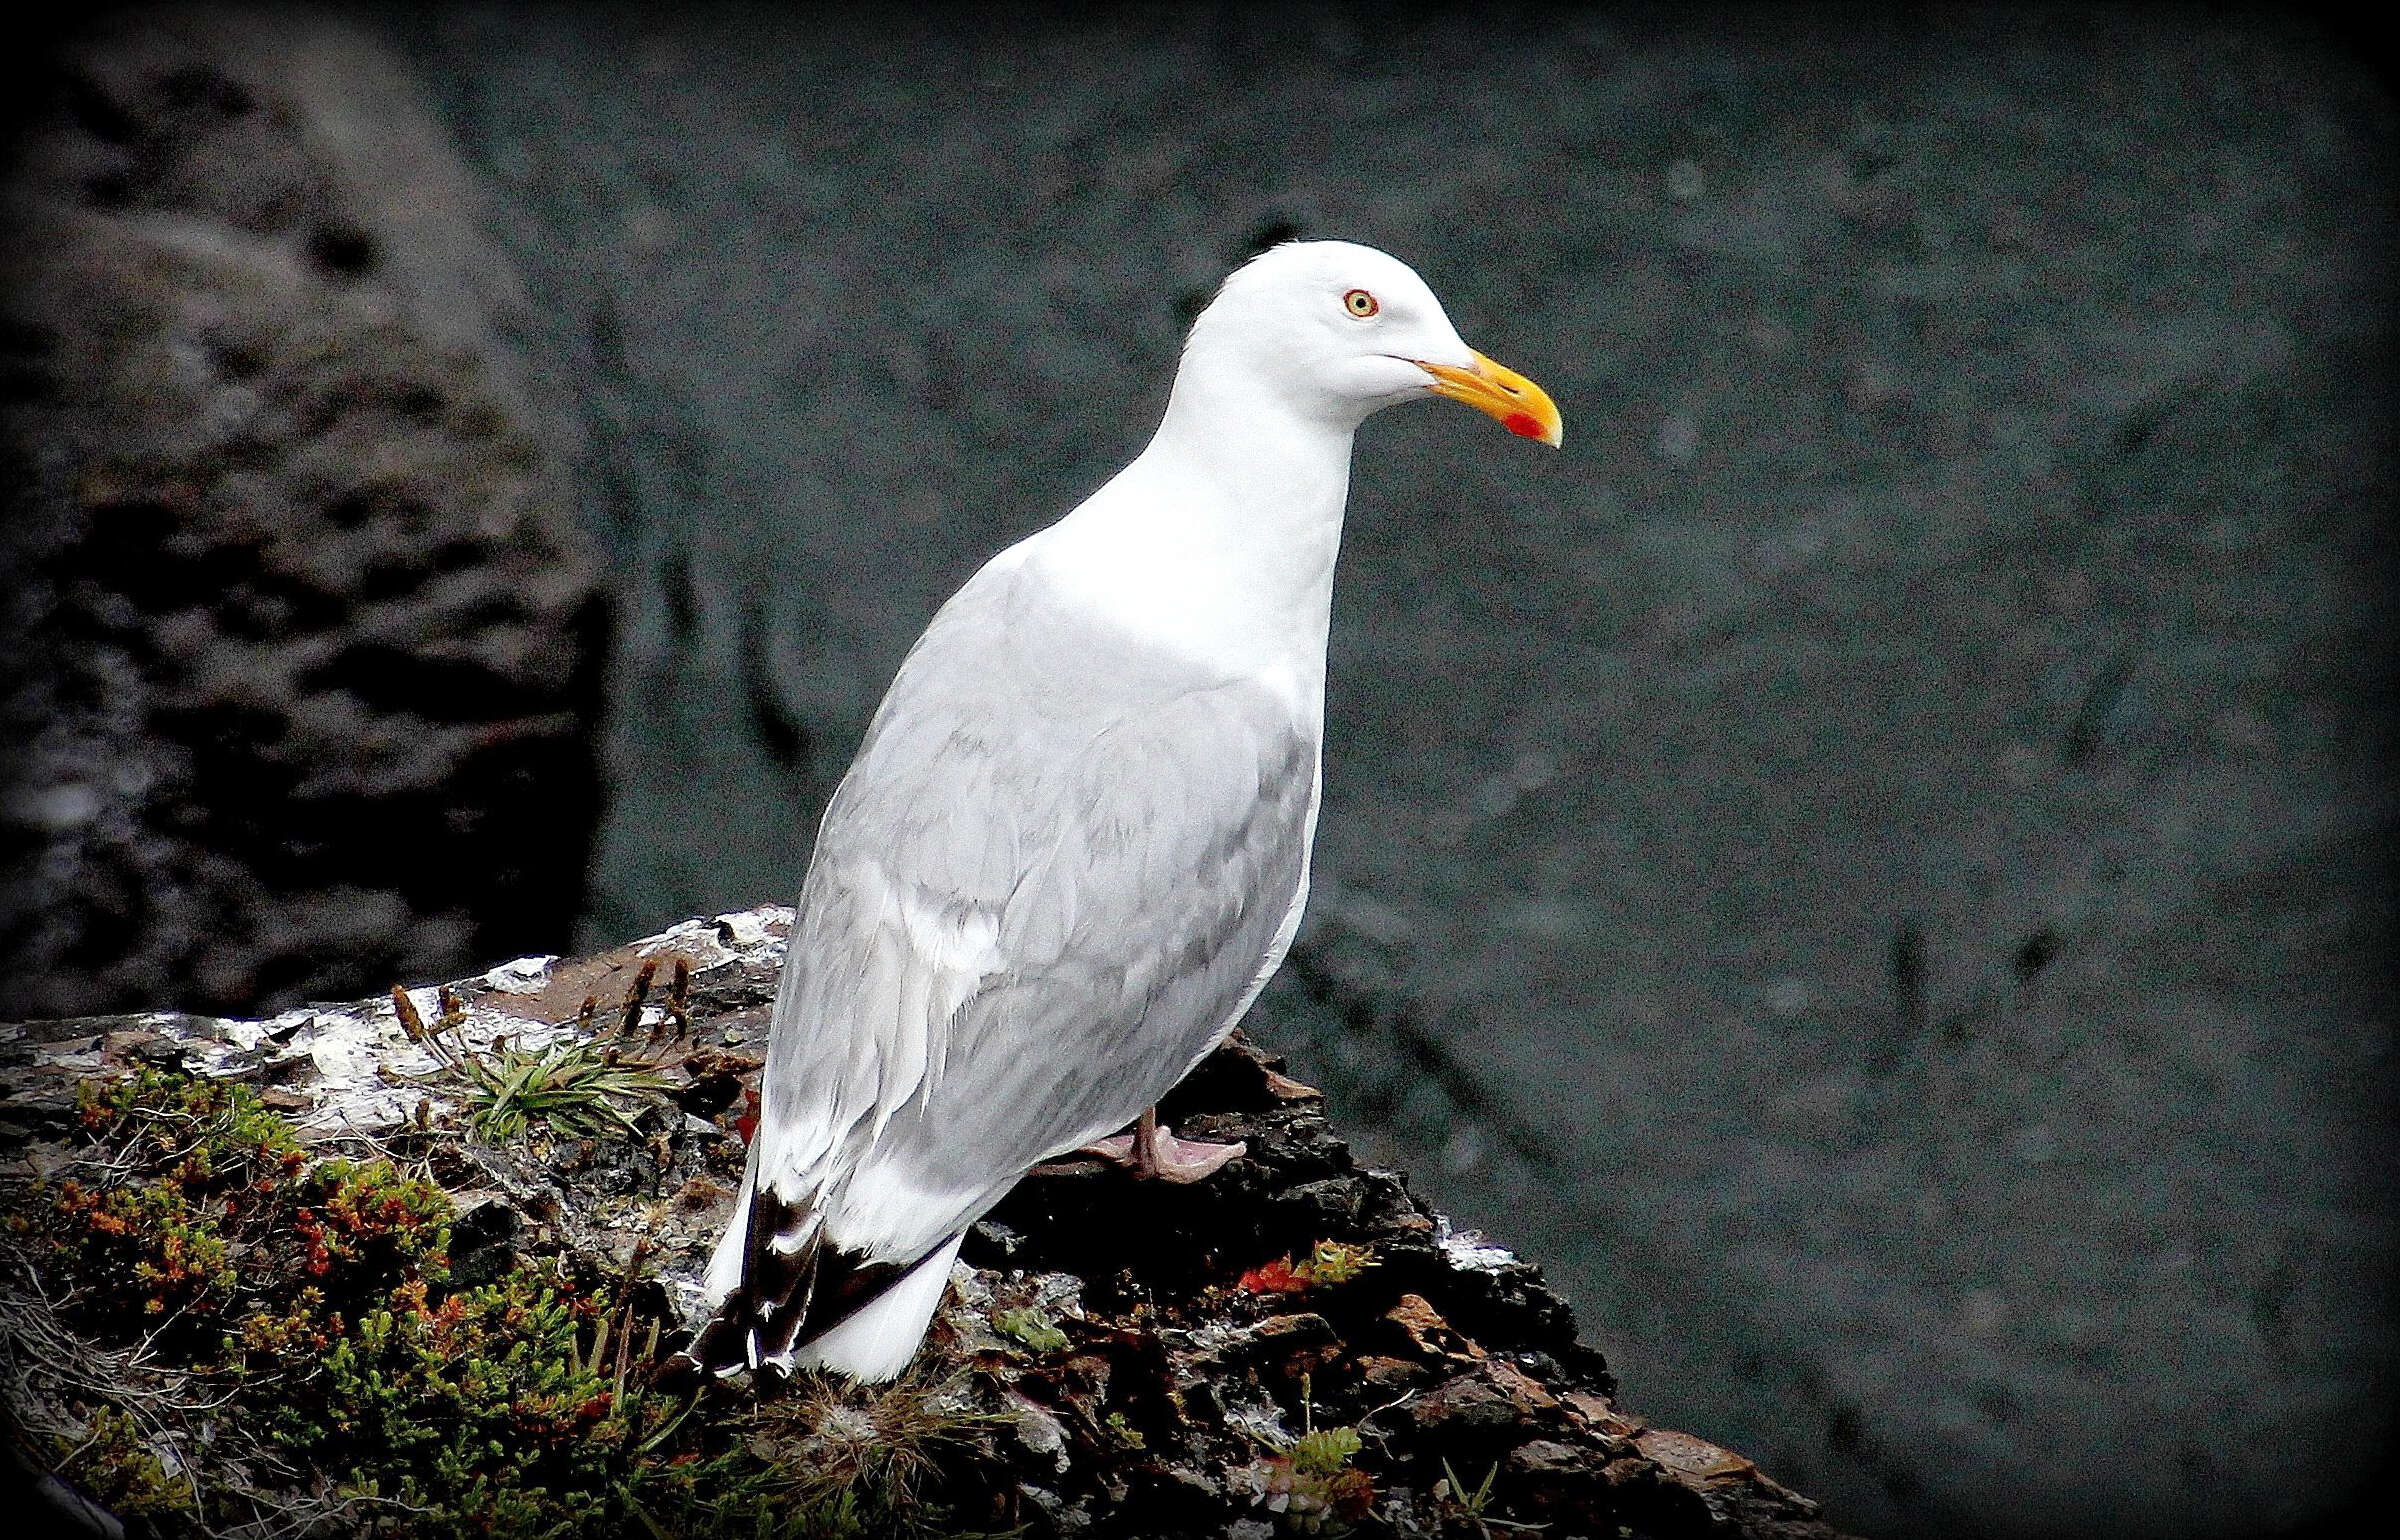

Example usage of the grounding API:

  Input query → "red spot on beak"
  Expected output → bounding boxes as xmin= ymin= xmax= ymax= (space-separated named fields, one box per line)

xmin=1503 ymin=412 xmax=1546 ymax=440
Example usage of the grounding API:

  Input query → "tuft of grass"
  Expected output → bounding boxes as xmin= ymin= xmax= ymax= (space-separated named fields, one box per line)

xmin=454 ymin=1037 xmax=673 ymax=1143
xmin=394 ymin=982 xmax=673 ymax=1144
xmin=743 ymin=1373 xmax=997 ymax=1530
xmin=1435 ymin=1455 xmax=1547 ymax=1536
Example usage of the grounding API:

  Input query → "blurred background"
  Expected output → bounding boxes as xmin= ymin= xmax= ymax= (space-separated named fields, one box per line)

xmin=3 ymin=6 xmax=2392 ymax=1537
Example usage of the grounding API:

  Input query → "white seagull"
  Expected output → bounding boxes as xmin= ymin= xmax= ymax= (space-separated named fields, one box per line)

xmin=685 ymin=240 xmax=1561 ymax=1383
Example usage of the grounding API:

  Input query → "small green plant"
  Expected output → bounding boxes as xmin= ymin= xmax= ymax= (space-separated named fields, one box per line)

xmin=1287 ymin=1424 xmax=1364 ymax=1474
xmin=1435 ymin=1455 xmax=1547 ymax=1536
xmin=454 ymin=1037 xmax=673 ymax=1142
xmin=289 ymin=1158 xmax=455 ymax=1295
xmin=52 ymin=1405 xmax=193 ymax=1521
xmin=1300 ymin=1239 xmax=1376 ymax=1285
xmin=1239 ymin=1238 xmax=1379 ymax=1295
xmin=993 ymin=1305 xmax=1070 ymax=1353
xmin=391 ymin=983 xmax=672 ymax=1143
xmin=1237 ymin=1374 xmax=1374 ymax=1533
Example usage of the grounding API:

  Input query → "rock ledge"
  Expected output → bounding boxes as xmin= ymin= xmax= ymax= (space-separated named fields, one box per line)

xmin=1 ymin=906 xmax=1850 ymax=1539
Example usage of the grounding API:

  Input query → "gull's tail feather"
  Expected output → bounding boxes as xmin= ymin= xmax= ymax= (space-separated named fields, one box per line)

xmin=791 ymin=1234 xmax=964 ymax=1382
xmin=679 ymin=1167 xmax=946 ymax=1383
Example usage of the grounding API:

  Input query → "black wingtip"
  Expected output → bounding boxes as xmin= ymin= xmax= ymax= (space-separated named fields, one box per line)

xmin=701 ymin=1186 xmax=816 ymax=1374
xmin=678 ymin=1187 xmax=928 ymax=1382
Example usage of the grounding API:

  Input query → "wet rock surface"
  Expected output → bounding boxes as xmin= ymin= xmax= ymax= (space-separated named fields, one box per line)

xmin=0 ymin=9 xmax=606 ymax=1021
xmin=2 ymin=906 xmax=1849 ymax=1538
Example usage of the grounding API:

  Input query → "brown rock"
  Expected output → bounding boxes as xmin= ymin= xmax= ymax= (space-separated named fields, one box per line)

xmin=1357 ymin=1354 xmax=1428 ymax=1390
xmin=0 ymin=914 xmax=1858 ymax=1540
xmin=1506 ymin=1436 xmax=1620 ymax=1521
xmin=1484 ymin=1358 xmax=1561 ymax=1416
xmin=1509 ymin=1439 xmax=1589 ymax=1475
xmin=1635 ymin=1427 xmax=1760 ymax=1486
xmin=1410 ymin=1367 xmax=1527 ymax=1435
xmin=1385 ymin=1291 xmax=1487 ymax=1362
xmin=1560 ymin=1388 xmax=1623 ymax=1428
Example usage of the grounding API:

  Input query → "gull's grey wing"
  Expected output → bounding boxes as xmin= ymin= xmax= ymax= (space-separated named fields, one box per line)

xmin=707 ymin=553 xmax=1317 ymax=1363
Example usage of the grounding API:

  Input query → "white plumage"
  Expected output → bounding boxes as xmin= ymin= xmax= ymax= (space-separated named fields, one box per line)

xmin=684 ymin=240 xmax=1560 ymax=1383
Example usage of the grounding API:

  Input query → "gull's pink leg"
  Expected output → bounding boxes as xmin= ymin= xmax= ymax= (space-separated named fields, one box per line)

xmin=1049 ymin=1105 xmax=1247 ymax=1183
xmin=1129 ymin=1104 xmax=1247 ymax=1183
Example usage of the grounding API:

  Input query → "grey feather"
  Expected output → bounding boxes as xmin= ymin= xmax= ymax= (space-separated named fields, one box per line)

xmin=751 ymin=554 xmax=1313 ymax=1276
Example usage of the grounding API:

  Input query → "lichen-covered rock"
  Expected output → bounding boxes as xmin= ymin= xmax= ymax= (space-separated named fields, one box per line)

xmin=0 ymin=8 xmax=605 ymax=1021
xmin=1 ymin=906 xmax=1851 ymax=1538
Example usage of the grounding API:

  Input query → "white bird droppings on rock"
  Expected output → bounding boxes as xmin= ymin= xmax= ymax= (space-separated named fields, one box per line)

xmin=481 ymin=954 xmax=558 ymax=993
xmin=1436 ymin=1214 xmax=1520 ymax=1274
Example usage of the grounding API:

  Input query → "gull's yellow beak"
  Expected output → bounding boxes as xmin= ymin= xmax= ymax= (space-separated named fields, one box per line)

xmin=1417 ymin=350 xmax=1563 ymax=448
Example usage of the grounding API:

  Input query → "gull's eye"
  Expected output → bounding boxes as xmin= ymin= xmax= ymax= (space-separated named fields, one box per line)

xmin=1344 ymin=288 xmax=1379 ymax=318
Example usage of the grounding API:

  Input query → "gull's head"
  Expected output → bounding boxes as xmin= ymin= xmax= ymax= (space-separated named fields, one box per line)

xmin=1182 ymin=239 xmax=1562 ymax=447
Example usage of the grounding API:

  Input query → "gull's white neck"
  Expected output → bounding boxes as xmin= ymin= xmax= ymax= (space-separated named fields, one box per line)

xmin=1017 ymin=346 xmax=1355 ymax=719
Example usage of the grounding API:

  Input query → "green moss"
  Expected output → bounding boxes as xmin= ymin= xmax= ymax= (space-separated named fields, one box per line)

xmin=264 ymin=1269 xmax=622 ymax=1535
xmin=993 ymin=1305 xmax=1070 ymax=1353
xmin=24 ymin=1071 xmax=311 ymax=1349
xmin=22 ymin=1072 xmax=988 ymax=1539
xmin=53 ymin=1405 xmax=193 ymax=1521
xmin=291 ymin=1157 xmax=455 ymax=1298
xmin=24 ymin=1072 xmax=453 ymax=1365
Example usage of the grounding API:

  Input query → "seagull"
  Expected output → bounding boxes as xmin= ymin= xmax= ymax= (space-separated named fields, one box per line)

xmin=684 ymin=240 xmax=1560 ymax=1383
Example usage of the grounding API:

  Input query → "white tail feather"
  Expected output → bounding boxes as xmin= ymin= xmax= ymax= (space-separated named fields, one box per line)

xmin=702 ymin=1145 xmax=758 ymax=1309
xmin=793 ymin=1233 xmax=964 ymax=1382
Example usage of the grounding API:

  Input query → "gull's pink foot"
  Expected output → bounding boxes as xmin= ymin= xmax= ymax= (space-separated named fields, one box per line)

xmin=1069 ymin=1105 xmax=1246 ymax=1184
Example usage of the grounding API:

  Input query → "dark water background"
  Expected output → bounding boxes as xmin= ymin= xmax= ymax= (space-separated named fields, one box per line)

xmin=398 ymin=8 xmax=2396 ymax=1535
